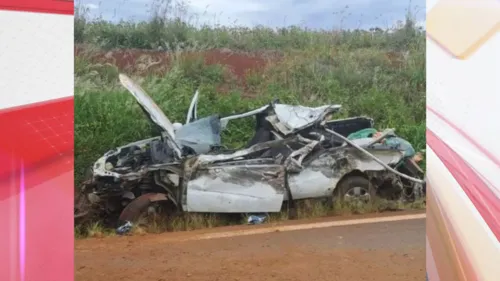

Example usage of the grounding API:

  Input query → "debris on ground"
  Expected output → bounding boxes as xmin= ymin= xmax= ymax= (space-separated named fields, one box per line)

xmin=247 ymin=214 xmax=267 ymax=225
xmin=116 ymin=221 xmax=133 ymax=235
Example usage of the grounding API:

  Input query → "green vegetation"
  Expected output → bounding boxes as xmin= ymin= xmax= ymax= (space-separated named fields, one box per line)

xmin=75 ymin=198 xmax=425 ymax=238
xmin=74 ymin=1 xmax=425 ymax=236
xmin=75 ymin=1 xmax=423 ymax=52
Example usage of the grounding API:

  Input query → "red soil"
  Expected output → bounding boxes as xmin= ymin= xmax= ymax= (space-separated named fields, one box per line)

xmin=75 ymin=213 xmax=425 ymax=281
xmin=75 ymin=46 xmax=281 ymax=83
xmin=75 ymin=46 xmax=406 ymax=97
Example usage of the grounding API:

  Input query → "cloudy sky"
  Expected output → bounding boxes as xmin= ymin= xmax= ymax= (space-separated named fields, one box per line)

xmin=78 ymin=0 xmax=425 ymax=30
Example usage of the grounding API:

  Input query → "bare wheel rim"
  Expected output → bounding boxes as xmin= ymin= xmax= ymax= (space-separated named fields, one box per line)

xmin=343 ymin=186 xmax=371 ymax=203
xmin=135 ymin=203 xmax=162 ymax=227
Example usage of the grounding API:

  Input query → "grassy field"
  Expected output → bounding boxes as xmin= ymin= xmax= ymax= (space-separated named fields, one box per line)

xmin=74 ymin=2 xmax=425 ymax=235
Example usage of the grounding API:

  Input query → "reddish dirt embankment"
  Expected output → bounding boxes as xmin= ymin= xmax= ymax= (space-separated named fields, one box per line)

xmin=75 ymin=45 xmax=408 ymax=82
xmin=75 ymin=46 xmax=282 ymax=82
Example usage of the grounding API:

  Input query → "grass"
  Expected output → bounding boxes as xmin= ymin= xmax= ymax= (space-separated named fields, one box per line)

xmin=74 ymin=0 xmax=426 ymax=236
xmin=75 ymin=1 xmax=423 ymax=52
xmin=75 ymin=198 xmax=426 ymax=239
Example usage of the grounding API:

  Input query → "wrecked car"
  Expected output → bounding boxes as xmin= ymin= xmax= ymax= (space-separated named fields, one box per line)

xmin=74 ymin=74 xmax=424 ymax=226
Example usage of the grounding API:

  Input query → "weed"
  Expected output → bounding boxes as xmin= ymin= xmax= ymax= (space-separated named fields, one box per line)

xmin=75 ymin=198 xmax=425 ymax=239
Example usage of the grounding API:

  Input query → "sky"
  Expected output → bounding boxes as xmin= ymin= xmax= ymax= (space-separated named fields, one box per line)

xmin=77 ymin=0 xmax=425 ymax=30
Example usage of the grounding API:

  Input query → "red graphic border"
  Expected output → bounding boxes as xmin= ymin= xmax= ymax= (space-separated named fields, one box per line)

xmin=0 ymin=0 xmax=74 ymax=15
xmin=0 ymin=96 xmax=74 ymax=281
xmin=427 ymin=129 xmax=500 ymax=241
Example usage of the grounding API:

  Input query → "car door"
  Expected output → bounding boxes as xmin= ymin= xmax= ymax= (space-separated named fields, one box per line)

xmin=184 ymin=159 xmax=286 ymax=213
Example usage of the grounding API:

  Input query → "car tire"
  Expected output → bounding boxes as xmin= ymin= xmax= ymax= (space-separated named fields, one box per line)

xmin=335 ymin=175 xmax=376 ymax=204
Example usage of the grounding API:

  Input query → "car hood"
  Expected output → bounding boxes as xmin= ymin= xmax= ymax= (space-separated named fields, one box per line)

xmin=118 ymin=74 xmax=182 ymax=158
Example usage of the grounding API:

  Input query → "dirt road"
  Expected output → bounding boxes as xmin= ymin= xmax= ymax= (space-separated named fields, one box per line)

xmin=75 ymin=212 xmax=425 ymax=281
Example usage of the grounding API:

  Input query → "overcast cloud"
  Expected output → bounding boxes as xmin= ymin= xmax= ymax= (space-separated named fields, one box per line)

xmin=78 ymin=0 xmax=425 ymax=30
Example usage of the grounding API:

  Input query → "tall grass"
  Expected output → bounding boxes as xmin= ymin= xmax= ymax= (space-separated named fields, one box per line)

xmin=74 ymin=1 xmax=425 ymax=188
xmin=76 ymin=1 xmax=423 ymax=52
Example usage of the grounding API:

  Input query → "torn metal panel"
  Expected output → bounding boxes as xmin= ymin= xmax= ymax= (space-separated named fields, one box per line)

xmin=288 ymin=168 xmax=337 ymax=200
xmin=287 ymin=150 xmax=348 ymax=200
xmin=185 ymin=163 xmax=285 ymax=213
xmin=115 ymin=162 xmax=181 ymax=182
xmin=272 ymin=104 xmax=341 ymax=134
xmin=325 ymin=127 xmax=424 ymax=184
xmin=118 ymin=74 xmax=182 ymax=158
xmin=284 ymin=139 xmax=320 ymax=172
xmin=287 ymin=147 xmax=405 ymax=200
xmin=196 ymin=136 xmax=300 ymax=164
xmin=219 ymin=104 xmax=271 ymax=130
xmin=185 ymin=89 xmax=199 ymax=124
xmin=208 ymin=158 xmax=279 ymax=167
xmin=347 ymin=147 xmax=405 ymax=171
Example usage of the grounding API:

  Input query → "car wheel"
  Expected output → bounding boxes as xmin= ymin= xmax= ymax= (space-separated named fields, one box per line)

xmin=118 ymin=193 xmax=173 ymax=228
xmin=336 ymin=175 xmax=375 ymax=205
